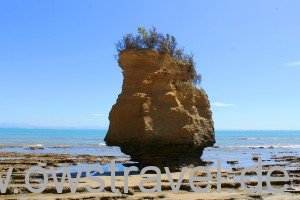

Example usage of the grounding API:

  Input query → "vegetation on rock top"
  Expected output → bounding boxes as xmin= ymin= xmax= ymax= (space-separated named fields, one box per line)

xmin=116 ymin=27 xmax=202 ymax=85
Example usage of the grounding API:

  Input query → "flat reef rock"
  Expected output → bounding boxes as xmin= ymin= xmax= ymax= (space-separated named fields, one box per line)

xmin=105 ymin=49 xmax=215 ymax=170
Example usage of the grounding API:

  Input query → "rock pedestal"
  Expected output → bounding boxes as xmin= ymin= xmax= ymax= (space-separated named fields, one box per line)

xmin=105 ymin=49 xmax=215 ymax=170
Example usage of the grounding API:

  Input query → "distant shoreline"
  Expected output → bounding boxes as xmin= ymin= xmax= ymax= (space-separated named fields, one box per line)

xmin=2 ymin=126 xmax=300 ymax=131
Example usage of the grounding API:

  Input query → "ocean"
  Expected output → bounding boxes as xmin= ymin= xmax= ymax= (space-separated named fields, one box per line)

xmin=0 ymin=128 xmax=299 ymax=169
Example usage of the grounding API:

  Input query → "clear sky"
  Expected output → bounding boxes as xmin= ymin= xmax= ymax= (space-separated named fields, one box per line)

xmin=0 ymin=0 xmax=299 ymax=130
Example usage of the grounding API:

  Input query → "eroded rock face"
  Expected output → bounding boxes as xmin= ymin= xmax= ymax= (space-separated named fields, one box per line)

xmin=105 ymin=49 xmax=215 ymax=169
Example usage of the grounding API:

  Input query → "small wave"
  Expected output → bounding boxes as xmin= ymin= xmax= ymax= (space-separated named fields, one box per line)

xmin=98 ymin=142 xmax=106 ymax=146
xmin=238 ymin=137 xmax=260 ymax=140
xmin=206 ymin=144 xmax=300 ymax=150
xmin=272 ymin=145 xmax=300 ymax=148
xmin=49 ymin=145 xmax=73 ymax=149
xmin=226 ymin=145 xmax=300 ymax=149
xmin=23 ymin=144 xmax=44 ymax=150
xmin=237 ymin=137 xmax=300 ymax=141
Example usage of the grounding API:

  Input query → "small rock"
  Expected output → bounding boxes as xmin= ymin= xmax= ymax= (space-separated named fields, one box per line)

xmin=248 ymin=194 xmax=262 ymax=199
xmin=120 ymin=188 xmax=135 ymax=195
xmin=205 ymin=161 xmax=214 ymax=165
xmin=232 ymin=167 xmax=244 ymax=171
xmin=227 ymin=160 xmax=239 ymax=165
xmin=252 ymin=156 xmax=260 ymax=161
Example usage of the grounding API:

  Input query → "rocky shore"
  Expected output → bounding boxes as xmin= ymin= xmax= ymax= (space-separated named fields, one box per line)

xmin=0 ymin=151 xmax=299 ymax=199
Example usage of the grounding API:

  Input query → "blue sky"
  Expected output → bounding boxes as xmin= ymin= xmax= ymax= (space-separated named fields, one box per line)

xmin=0 ymin=0 xmax=299 ymax=130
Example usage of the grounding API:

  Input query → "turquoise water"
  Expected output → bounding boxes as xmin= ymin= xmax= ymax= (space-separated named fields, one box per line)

xmin=0 ymin=128 xmax=107 ymax=147
xmin=214 ymin=130 xmax=300 ymax=149
xmin=0 ymin=128 xmax=299 ymax=149
xmin=0 ymin=128 xmax=122 ymax=156
xmin=0 ymin=128 xmax=299 ymax=168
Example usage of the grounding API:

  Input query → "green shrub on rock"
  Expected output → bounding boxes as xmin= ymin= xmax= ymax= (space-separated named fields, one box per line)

xmin=116 ymin=27 xmax=202 ymax=85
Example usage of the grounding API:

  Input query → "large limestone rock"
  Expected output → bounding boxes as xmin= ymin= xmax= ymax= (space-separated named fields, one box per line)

xmin=105 ymin=49 xmax=215 ymax=169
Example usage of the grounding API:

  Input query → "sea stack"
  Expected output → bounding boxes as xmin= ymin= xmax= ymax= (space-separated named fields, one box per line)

xmin=105 ymin=27 xmax=215 ymax=170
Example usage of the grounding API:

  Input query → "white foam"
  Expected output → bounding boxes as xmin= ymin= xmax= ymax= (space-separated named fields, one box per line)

xmin=49 ymin=145 xmax=73 ymax=148
xmin=224 ymin=145 xmax=300 ymax=149
xmin=24 ymin=144 xmax=44 ymax=150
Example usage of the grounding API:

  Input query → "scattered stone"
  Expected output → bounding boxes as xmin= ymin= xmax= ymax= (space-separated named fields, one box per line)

xmin=252 ymin=156 xmax=260 ymax=161
xmin=227 ymin=160 xmax=239 ymax=165
xmin=205 ymin=161 xmax=214 ymax=165
xmin=120 ymin=188 xmax=135 ymax=195
xmin=248 ymin=194 xmax=262 ymax=199
xmin=232 ymin=167 xmax=244 ymax=171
